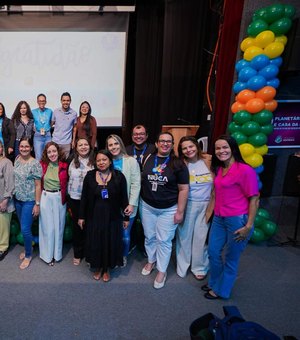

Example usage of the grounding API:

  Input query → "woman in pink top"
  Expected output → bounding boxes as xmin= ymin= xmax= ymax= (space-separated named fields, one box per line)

xmin=202 ymin=135 xmax=259 ymax=300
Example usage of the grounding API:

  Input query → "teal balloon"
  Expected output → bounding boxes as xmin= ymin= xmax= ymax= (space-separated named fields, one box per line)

xmin=261 ymin=220 xmax=277 ymax=237
xmin=250 ymin=228 xmax=265 ymax=243
xmin=254 ymin=214 xmax=265 ymax=227
xmin=253 ymin=8 xmax=267 ymax=22
xmin=247 ymin=19 xmax=268 ymax=37
xmin=252 ymin=110 xmax=273 ymax=125
xmin=257 ymin=208 xmax=271 ymax=220
xmin=260 ymin=123 xmax=274 ymax=136
xmin=264 ymin=4 xmax=284 ymax=24
xmin=231 ymin=131 xmax=248 ymax=145
xmin=269 ymin=17 xmax=292 ymax=36
xmin=248 ymin=132 xmax=267 ymax=146
xmin=284 ymin=4 xmax=296 ymax=18
xmin=228 ymin=121 xmax=241 ymax=134
xmin=233 ymin=110 xmax=252 ymax=125
xmin=241 ymin=121 xmax=261 ymax=136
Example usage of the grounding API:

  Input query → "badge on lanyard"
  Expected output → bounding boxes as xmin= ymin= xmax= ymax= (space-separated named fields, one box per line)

xmin=151 ymin=182 xmax=158 ymax=192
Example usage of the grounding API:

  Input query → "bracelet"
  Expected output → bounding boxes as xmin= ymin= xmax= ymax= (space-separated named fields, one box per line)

xmin=35 ymin=202 xmax=40 ymax=206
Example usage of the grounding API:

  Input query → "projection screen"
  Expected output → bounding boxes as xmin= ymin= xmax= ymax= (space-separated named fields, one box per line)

xmin=0 ymin=12 xmax=129 ymax=126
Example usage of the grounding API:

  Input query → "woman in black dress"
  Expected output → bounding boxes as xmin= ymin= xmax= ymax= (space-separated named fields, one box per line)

xmin=78 ymin=149 xmax=129 ymax=282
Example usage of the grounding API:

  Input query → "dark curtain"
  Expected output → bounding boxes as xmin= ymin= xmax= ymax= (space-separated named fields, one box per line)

xmin=131 ymin=0 xmax=215 ymax=143
xmin=210 ymin=0 xmax=244 ymax=145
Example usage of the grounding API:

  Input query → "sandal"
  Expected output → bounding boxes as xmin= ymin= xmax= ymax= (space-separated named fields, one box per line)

xmin=102 ymin=272 xmax=110 ymax=282
xmin=19 ymin=247 xmax=33 ymax=260
xmin=20 ymin=257 xmax=32 ymax=270
xmin=73 ymin=258 xmax=81 ymax=266
xmin=194 ymin=274 xmax=207 ymax=281
xmin=93 ymin=272 xmax=101 ymax=281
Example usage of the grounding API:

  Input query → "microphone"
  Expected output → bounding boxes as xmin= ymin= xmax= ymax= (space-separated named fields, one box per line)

xmin=177 ymin=117 xmax=192 ymax=124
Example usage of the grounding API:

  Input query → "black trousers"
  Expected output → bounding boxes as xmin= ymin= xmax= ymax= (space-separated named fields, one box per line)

xmin=67 ymin=197 xmax=86 ymax=259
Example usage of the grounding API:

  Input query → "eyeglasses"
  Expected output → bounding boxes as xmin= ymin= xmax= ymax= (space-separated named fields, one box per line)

xmin=132 ymin=132 xmax=146 ymax=137
xmin=158 ymin=140 xmax=173 ymax=145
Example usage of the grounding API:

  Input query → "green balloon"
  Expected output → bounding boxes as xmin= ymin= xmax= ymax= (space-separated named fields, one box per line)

xmin=247 ymin=19 xmax=268 ymax=37
xmin=31 ymin=220 xmax=39 ymax=236
xmin=254 ymin=214 xmax=265 ymax=227
xmin=17 ymin=232 xmax=24 ymax=245
xmin=250 ymin=228 xmax=265 ymax=243
xmin=257 ymin=208 xmax=271 ymax=220
xmin=284 ymin=5 xmax=296 ymax=18
xmin=241 ymin=121 xmax=261 ymax=136
xmin=261 ymin=220 xmax=277 ymax=237
xmin=231 ymin=131 xmax=248 ymax=145
xmin=253 ymin=8 xmax=267 ymax=22
xmin=10 ymin=220 xmax=20 ymax=235
xmin=248 ymin=132 xmax=267 ymax=146
xmin=260 ymin=123 xmax=274 ymax=135
xmin=66 ymin=210 xmax=72 ymax=226
xmin=269 ymin=17 xmax=292 ymax=36
xmin=63 ymin=226 xmax=73 ymax=242
xmin=228 ymin=121 xmax=241 ymax=134
xmin=233 ymin=110 xmax=252 ymax=125
xmin=10 ymin=234 xmax=18 ymax=245
xmin=252 ymin=110 xmax=273 ymax=125
xmin=264 ymin=4 xmax=284 ymax=24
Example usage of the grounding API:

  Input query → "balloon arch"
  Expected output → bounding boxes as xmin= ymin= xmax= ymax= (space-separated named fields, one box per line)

xmin=229 ymin=3 xmax=296 ymax=243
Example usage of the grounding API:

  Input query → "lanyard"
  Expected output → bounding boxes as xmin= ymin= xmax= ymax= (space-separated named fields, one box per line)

xmin=152 ymin=155 xmax=170 ymax=174
xmin=133 ymin=144 xmax=147 ymax=164
xmin=98 ymin=171 xmax=110 ymax=186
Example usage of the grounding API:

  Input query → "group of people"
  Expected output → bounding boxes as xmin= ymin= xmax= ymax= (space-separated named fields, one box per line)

xmin=0 ymin=99 xmax=259 ymax=298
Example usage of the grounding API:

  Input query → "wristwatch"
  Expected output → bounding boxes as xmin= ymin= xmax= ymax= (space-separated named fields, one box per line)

xmin=35 ymin=201 xmax=40 ymax=206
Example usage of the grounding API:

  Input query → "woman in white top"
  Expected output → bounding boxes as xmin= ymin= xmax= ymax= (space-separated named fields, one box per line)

xmin=106 ymin=134 xmax=141 ymax=267
xmin=176 ymin=136 xmax=214 ymax=280
xmin=68 ymin=138 xmax=94 ymax=265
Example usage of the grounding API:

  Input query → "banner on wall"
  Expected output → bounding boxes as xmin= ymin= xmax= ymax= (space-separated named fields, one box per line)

xmin=268 ymin=101 xmax=300 ymax=148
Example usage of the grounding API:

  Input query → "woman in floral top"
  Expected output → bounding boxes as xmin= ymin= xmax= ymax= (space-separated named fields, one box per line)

xmin=14 ymin=137 xmax=42 ymax=269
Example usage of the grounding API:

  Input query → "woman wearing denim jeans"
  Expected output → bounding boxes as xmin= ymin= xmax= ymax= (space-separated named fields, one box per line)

xmin=14 ymin=137 xmax=42 ymax=269
xmin=140 ymin=132 xmax=189 ymax=289
xmin=203 ymin=135 xmax=259 ymax=300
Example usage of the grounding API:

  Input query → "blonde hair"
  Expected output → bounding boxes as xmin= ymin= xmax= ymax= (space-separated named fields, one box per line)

xmin=105 ymin=134 xmax=128 ymax=157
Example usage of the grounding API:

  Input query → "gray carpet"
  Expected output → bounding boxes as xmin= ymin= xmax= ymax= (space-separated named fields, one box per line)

xmin=0 ymin=238 xmax=299 ymax=339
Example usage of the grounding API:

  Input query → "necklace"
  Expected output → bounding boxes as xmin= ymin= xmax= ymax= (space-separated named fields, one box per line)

xmin=152 ymin=155 xmax=170 ymax=174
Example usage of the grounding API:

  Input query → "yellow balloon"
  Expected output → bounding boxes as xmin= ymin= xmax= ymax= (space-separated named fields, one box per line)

xmin=239 ymin=143 xmax=255 ymax=158
xmin=240 ymin=37 xmax=255 ymax=52
xmin=244 ymin=46 xmax=264 ymax=61
xmin=275 ymin=35 xmax=288 ymax=46
xmin=255 ymin=144 xmax=268 ymax=156
xmin=244 ymin=153 xmax=263 ymax=168
xmin=254 ymin=30 xmax=275 ymax=48
xmin=264 ymin=42 xmax=284 ymax=59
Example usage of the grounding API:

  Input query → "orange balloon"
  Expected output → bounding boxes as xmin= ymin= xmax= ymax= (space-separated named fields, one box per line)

xmin=231 ymin=101 xmax=246 ymax=113
xmin=264 ymin=99 xmax=278 ymax=112
xmin=256 ymin=86 xmax=276 ymax=102
xmin=237 ymin=89 xmax=256 ymax=104
xmin=245 ymin=98 xmax=265 ymax=114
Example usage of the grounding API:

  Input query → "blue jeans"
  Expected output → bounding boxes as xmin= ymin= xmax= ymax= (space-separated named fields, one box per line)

xmin=123 ymin=217 xmax=135 ymax=257
xmin=208 ymin=214 xmax=253 ymax=299
xmin=139 ymin=199 xmax=178 ymax=273
xmin=34 ymin=132 xmax=51 ymax=161
xmin=15 ymin=199 xmax=35 ymax=258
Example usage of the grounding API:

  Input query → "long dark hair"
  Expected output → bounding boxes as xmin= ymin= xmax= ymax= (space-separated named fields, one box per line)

xmin=73 ymin=137 xmax=94 ymax=168
xmin=11 ymin=101 xmax=33 ymax=124
xmin=155 ymin=131 xmax=185 ymax=170
xmin=178 ymin=136 xmax=204 ymax=161
xmin=41 ymin=141 xmax=66 ymax=164
xmin=96 ymin=149 xmax=114 ymax=172
xmin=0 ymin=102 xmax=6 ymax=118
xmin=79 ymin=101 xmax=92 ymax=139
xmin=211 ymin=134 xmax=245 ymax=173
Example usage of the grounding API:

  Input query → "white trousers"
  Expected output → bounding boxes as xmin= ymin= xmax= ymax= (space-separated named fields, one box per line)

xmin=140 ymin=199 xmax=178 ymax=273
xmin=39 ymin=191 xmax=66 ymax=263
xmin=176 ymin=200 xmax=209 ymax=277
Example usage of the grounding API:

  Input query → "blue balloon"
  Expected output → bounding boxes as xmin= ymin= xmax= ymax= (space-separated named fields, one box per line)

xmin=255 ymin=165 xmax=264 ymax=174
xmin=247 ymin=75 xmax=267 ymax=91
xmin=258 ymin=180 xmax=263 ymax=190
xmin=233 ymin=81 xmax=247 ymax=94
xmin=269 ymin=56 xmax=283 ymax=67
xmin=250 ymin=54 xmax=270 ymax=71
xmin=258 ymin=64 xmax=279 ymax=80
xmin=267 ymin=78 xmax=280 ymax=88
xmin=238 ymin=66 xmax=257 ymax=82
xmin=235 ymin=59 xmax=250 ymax=73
